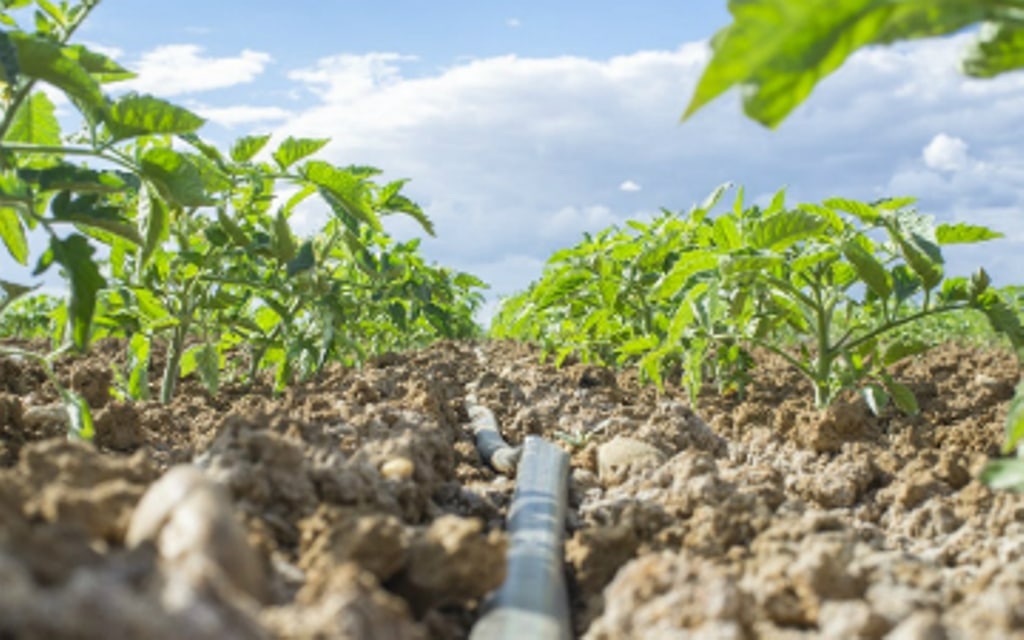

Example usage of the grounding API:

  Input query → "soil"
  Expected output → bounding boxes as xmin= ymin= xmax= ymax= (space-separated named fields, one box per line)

xmin=0 ymin=338 xmax=1022 ymax=639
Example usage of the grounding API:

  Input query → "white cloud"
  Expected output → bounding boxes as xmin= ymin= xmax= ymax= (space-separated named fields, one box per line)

xmin=542 ymin=205 xmax=617 ymax=240
xmin=195 ymin=104 xmax=294 ymax=127
xmin=120 ymin=45 xmax=272 ymax=96
xmin=259 ymin=36 xmax=1024 ymax=301
xmin=923 ymin=133 xmax=969 ymax=171
xmin=620 ymin=180 xmax=642 ymax=192
xmin=9 ymin=34 xmax=1024 ymax=307
xmin=287 ymin=53 xmax=415 ymax=104
xmin=506 ymin=18 xmax=521 ymax=28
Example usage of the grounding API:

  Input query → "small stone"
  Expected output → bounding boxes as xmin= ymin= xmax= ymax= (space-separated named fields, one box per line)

xmin=380 ymin=457 xmax=415 ymax=481
xmin=22 ymin=403 xmax=69 ymax=433
xmin=127 ymin=465 xmax=266 ymax=603
xmin=597 ymin=436 xmax=666 ymax=486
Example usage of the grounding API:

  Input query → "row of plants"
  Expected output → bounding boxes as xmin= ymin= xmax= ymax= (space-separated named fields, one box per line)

xmin=681 ymin=0 xmax=1024 ymax=490
xmin=0 ymin=0 xmax=485 ymax=435
xmin=491 ymin=185 xmax=1024 ymax=487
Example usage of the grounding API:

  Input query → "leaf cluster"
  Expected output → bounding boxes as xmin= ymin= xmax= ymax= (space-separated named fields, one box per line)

xmin=0 ymin=1 xmax=485 ymax=436
xmin=492 ymin=185 xmax=1020 ymax=413
xmin=684 ymin=0 xmax=1024 ymax=128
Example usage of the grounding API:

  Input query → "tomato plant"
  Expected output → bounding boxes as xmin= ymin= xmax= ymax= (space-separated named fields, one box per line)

xmin=682 ymin=0 xmax=1024 ymax=489
xmin=493 ymin=185 xmax=1023 ymax=412
xmin=0 ymin=0 xmax=485 ymax=434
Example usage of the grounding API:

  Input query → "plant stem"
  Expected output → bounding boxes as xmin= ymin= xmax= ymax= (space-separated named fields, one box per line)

xmin=0 ymin=143 xmax=138 ymax=172
xmin=836 ymin=303 xmax=965 ymax=354
xmin=159 ymin=319 xmax=189 ymax=403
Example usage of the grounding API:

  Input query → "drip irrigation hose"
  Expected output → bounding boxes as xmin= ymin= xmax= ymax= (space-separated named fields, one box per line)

xmin=466 ymin=348 xmax=572 ymax=640
xmin=466 ymin=380 xmax=522 ymax=474
xmin=470 ymin=436 xmax=571 ymax=640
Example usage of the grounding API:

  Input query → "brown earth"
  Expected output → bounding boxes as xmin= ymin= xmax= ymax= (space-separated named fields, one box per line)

xmin=0 ymin=338 xmax=1021 ymax=639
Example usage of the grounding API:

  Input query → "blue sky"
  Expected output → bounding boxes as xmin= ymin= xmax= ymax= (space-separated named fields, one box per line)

xmin=4 ymin=2 xmax=1023 ymax=322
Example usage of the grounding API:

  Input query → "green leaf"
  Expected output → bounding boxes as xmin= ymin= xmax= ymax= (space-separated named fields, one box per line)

xmin=617 ymin=334 xmax=659 ymax=358
xmin=963 ymin=21 xmax=1024 ymax=78
xmin=64 ymin=44 xmax=135 ymax=83
xmin=4 ymin=90 xmax=60 ymax=146
xmin=230 ymin=134 xmax=272 ymax=163
xmin=712 ymin=214 xmax=741 ymax=250
xmin=273 ymin=136 xmax=329 ymax=170
xmin=823 ymin=197 xmax=880 ymax=224
xmin=895 ymin=232 xmax=943 ymax=290
xmin=0 ymin=278 xmax=34 ymax=315
xmin=301 ymin=160 xmax=382 ymax=232
xmin=9 ymin=32 xmax=105 ymax=112
xmin=653 ymin=249 xmax=717 ymax=300
xmin=378 ymin=182 xmax=435 ymax=236
xmin=974 ymin=290 xmax=1024 ymax=356
xmin=0 ymin=207 xmax=27 ymax=264
xmin=939 ymin=276 xmax=970 ymax=303
xmin=861 ymin=383 xmax=889 ymax=416
xmin=140 ymin=148 xmax=213 ymax=207
xmin=935 ymin=222 xmax=1004 ymax=245
xmin=718 ymin=254 xmax=785 ymax=278
xmin=178 ymin=131 xmax=228 ymax=167
xmin=0 ymin=29 xmax=19 ymax=84
xmin=60 ymin=389 xmax=94 ymax=440
xmin=683 ymin=0 xmax=994 ymax=127
xmin=882 ymin=374 xmax=919 ymax=415
xmin=791 ymin=246 xmax=839 ymax=273
xmin=49 ymin=233 xmax=105 ymax=350
xmin=842 ymin=238 xmax=891 ymax=298
xmin=139 ymin=185 xmax=169 ymax=266
xmin=127 ymin=333 xmax=151 ymax=401
xmin=286 ymin=240 xmax=315 ymax=277
xmin=216 ymin=206 xmax=249 ymax=246
xmin=695 ymin=181 xmax=733 ymax=214
xmin=272 ymin=208 xmax=297 ymax=262
xmin=881 ymin=338 xmax=931 ymax=367
xmin=197 ymin=341 xmax=219 ymax=395
xmin=1002 ymin=381 xmax=1024 ymax=454
xmin=19 ymin=164 xmax=136 ymax=193
xmin=748 ymin=209 xmax=825 ymax=250
xmin=980 ymin=459 xmax=1024 ymax=492
xmin=49 ymin=191 xmax=142 ymax=244
xmin=35 ymin=0 xmax=65 ymax=27
xmin=106 ymin=94 xmax=205 ymax=141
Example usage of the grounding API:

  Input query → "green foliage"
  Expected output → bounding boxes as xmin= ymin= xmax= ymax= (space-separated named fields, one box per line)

xmin=683 ymin=0 xmax=1024 ymax=493
xmin=0 ymin=0 xmax=486 ymax=421
xmin=0 ymin=290 xmax=58 ymax=338
xmin=684 ymin=0 xmax=1024 ymax=128
xmin=493 ymin=186 xmax=1018 ymax=411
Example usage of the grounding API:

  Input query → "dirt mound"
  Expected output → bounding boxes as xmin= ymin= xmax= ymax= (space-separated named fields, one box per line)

xmin=0 ymin=339 xmax=1021 ymax=638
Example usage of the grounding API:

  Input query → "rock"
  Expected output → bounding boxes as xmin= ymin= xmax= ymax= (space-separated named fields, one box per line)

xmin=127 ymin=465 xmax=266 ymax=603
xmin=885 ymin=611 xmax=947 ymax=640
xmin=597 ymin=436 xmax=666 ymax=486
xmin=21 ymin=402 xmax=69 ymax=434
xmin=94 ymin=401 xmax=145 ymax=451
xmin=818 ymin=599 xmax=890 ymax=638
xmin=264 ymin=563 xmax=425 ymax=639
xmin=381 ymin=457 xmax=415 ymax=481
xmin=584 ymin=550 xmax=753 ymax=639
xmin=393 ymin=515 xmax=507 ymax=614
xmin=299 ymin=506 xmax=409 ymax=588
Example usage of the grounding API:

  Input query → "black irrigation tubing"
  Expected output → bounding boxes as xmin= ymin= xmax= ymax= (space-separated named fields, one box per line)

xmin=467 ymin=353 xmax=573 ymax=640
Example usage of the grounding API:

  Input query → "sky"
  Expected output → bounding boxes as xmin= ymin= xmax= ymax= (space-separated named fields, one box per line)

xmin=4 ymin=1 xmax=1024 ymax=322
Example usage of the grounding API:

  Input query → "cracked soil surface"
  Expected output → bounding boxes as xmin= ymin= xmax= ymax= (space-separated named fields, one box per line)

xmin=0 ymin=338 xmax=1022 ymax=639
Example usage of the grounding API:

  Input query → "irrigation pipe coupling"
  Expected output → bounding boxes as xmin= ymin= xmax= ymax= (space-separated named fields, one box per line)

xmin=470 ymin=436 xmax=572 ymax=640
